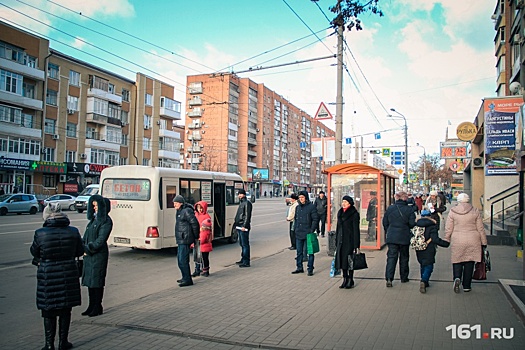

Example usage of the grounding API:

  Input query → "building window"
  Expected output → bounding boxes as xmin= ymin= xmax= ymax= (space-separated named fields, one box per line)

xmin=1 ymin=69 xmax=23 ymax=94
xmin=66 ymin=122 xmax=77 ymax=138
xmin=143 ymin=137 xmax=151 ymax=150
xmin=67 ymin=95 xmax=79 ymax=111
xmin=0 ymin=104 xmax=22 ymax=124
xmin=23 ymin=82 xmax=35 ymax=99
xmin=66 ymin=150 xmax=76 ymax=162
xmin=143 ymin=114 xmax=152 ymax=129
xmin=86 ymin=127 xmax=98 ymax=140
xmin=44 ymin=118 xmax=55 ymax=134
xmin=108 ymin=103 xmax=120 ymax=119
xmin=46 ymin=89 xmax=58 ymax=106
xmin=121 ymin=134 xmax=128 ymax=146
xmin=0 ymin=41 xmax=25 ymax=63
xmin=119 ymin=157 xmax=128 ymax=165
xmin=48 ymin=63 xmax=59 ymax=79
xmin=90 ymin=75 xmax=108 ymax=91
xmin=21 ymin=113 xmax=33 ymax=128
xmin=108 ymin=83 xmax=115 ymax=94
xmin=142 ymin=158 xmax=150 ymax=166
xmin=122 ymin=88 xmax=130 ymax=102
xmin=69 ymin=70 xmax=80 ymax=86
xmin=43 ymin=174 xmax=56 ymax=187
xmin=106 ymin=126 xmax=122 ymax=144
xmin=42 ymin=147 xmax=55 ymax=162
xmin=25 ymin=55 xmax=37 ymax=68
xmin=93 ymin=97 xmax=108 ymax=115
xmin=121 ymin=110 xmax=129 ymax=125
xmin=145 ymin=93 xmax=153 ymax=106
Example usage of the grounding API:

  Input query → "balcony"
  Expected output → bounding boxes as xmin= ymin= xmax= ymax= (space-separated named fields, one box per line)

xmin=158 ymin=149 xmax=180 ymax=160
xmin=188 ymin=82 xmax=203 ymax=94
xmin=0 ymin=91 xmax=43 ymax=110
xmin=160 ymin=96 xmax=181 ymax=120
xmin=187 ymin=158 xmax=201 ymax=164
xmin=187 ymin=108 xmax=202 ymax=117
xmin=87 ymin=88 xmax=122 ymax=105
xmin=188 ymin=134 xmax=202 ymax=141
xmin=86 ymin=113 xmax=108 ymax=125
xmin=247 ymin=150 xmax=257 ymax=157
xmin=188 ymin=122 xmax=202 ymax=129
xmin=159 ymin=128 xmax=180 ymax=139
xmin=188 ymin=97 xmax=202 ymax=106
xmin=0 ymin=121 xmax=41 ymax=138
xmin=247 ymin=161 xmax=257 ymax=168
xmin=85 ymin=138 xmax=120 ymax=152
xmin=0 ymin=57 xmax=45 ymax=81
xmin=188 ymin=144 xmax=202 ymax=152
xmin=248 ymin=137 xmax=257 ymax=145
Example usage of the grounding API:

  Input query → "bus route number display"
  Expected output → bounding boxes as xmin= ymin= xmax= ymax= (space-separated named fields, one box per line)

xmin=103 ymin=179 xmax=151 ymax=201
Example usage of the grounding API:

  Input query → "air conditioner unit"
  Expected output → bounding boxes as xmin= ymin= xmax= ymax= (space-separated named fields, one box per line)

xmin=52 ymin=134 xmax=60 ymax=140
xmin=201 ymin=130 xmax=205 ymax=134
xmin=67 ymin=109 xmax=75 ymax=114
xmin=59 ymin=174 xmax=67 ymax=183
xmin=156 ymin=120 xmax=161 ymax=125
xmin=144 ymin=125 xmax=150 ymax=130
xmin=201 ymin=121 xmax=205 ymax=125
xmin=80 ymin=153 xmax=87 ymax=159
xmin=473 ymin=157 xmax=484 ymax=168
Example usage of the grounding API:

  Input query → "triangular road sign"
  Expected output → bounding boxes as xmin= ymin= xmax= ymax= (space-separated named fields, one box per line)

xmin=314 ymin=102 xmax=333 ymax=120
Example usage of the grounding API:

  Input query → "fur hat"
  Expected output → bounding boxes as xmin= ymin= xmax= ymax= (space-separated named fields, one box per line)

xmin=342 ymin=195 xmax=354 ymax=205
xmin=43 ymin=202 xmax=62 ymax=221
xmin=429 ymin=190 xmax=438 ymax=196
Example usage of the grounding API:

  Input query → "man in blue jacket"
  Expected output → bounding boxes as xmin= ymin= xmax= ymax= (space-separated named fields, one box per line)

xmin=292 ymin=191 xmax=319 ymax=276
xmin=173 ymin=195 xmax=199 ymax=287
xmin=383 ymin=191 xmax=416 ymax=287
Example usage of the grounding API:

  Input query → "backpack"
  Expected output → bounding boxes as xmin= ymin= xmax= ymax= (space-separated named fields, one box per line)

xmin=410 ymin=226 xmax=427 ymax=251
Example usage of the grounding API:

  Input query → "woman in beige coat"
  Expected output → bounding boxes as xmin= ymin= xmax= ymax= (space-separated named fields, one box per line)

xmin=444 ymin=193 xmax=487 ymax=293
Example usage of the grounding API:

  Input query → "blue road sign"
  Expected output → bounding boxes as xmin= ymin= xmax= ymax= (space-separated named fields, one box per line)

xmin=300 ymin=142 xmax=307 ymax=149
xmin=374 ymin=133 xmax=381 ymax=140
xmin=345 ymin=138 xmax=352 ymax=144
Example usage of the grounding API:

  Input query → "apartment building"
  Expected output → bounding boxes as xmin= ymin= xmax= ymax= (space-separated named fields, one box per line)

xmin=185 ymin=73 xmax=334 ymax=196
xmin=0 ymin=21 xmax=182 ymax=196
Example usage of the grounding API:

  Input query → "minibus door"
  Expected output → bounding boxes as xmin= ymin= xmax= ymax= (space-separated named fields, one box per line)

xmin=162 ymin=181 xmax=178 ymax=247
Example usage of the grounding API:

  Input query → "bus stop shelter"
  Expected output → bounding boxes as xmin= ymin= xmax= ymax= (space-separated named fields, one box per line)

xmin=325 ymin=163 xmax=397 ymax=250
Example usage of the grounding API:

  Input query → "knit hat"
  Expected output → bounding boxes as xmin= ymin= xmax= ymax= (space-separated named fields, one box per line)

xmin=173 ymin=195 xmax=185 ymax=204
xmin=43 ymin=202 xmax=66 ymax=221
xmin=457 ymin=193 xmax=470 ymax=203
xmin=429 ymin=190 xmax=438 ymax=196
xmin=298 ymin=190 xmax=309 ymax=199
xmin=342 ymin=195 xmax=354 ymax=205
xmin=421 ymin=209 xmax=431 ymax=217
xmin=238 ymin=189 xmax=246 ymax=195
xmin=290 ymin=193 xmax=299 ymax=200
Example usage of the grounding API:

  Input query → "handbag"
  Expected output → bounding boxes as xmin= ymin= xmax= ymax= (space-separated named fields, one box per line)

xmin=472 ymin=261 xmax=487 ymax=280
xmin=352 ymin=252 xmax=368 ymax=270
xmin=306 ymin=233 xmax=320 ymax=254
xmin=76 ymin=257 xmax=83 ymax=277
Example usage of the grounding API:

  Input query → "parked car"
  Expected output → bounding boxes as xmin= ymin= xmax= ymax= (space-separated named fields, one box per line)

xmin=43 ymin=194 xmax=77 ymax=211
xmin=0 ymin=193 xmax=39 ymax=216
xmin=245 ymin=191 xmax=256 ymax=203
xmin=75 ymin=184 xmax=99 ymax=213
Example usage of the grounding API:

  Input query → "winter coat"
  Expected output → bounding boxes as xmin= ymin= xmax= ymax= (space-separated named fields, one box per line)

xmin=334 ymin=205 xmax=360 ymax=270
xmin=444 ymin=203 xmax=487 ymax=264
xmin=194 ymin=201 xmax=211 ymax=226
xmin=199 ymin=218 xmax=213 ymax=253
xmin=175 ymin=203 xmax=200 ymax=245
xmin=286 ymin=201 xmax=298 ymax=230
xmin=366 ymin=197 xmax=378 ymax=221
xmin=294 ymin=197 xmax=319 ymax=240
xmin=383 ymin=200 xmax=416 ymax=245
xmin=414 ymin=217 xmax=450 ymax=266
xmin=82 ymin=195 xmax=113 ymax=288
xmin=415 ymin=196 xmax=423 ymax=211
xmin=234 ymin=197 xmax=253 ymax=230
xmin=314 ymin=196 xmax=327 ymax=216
xmin=31 ymin=214 xmax=84 ymax=311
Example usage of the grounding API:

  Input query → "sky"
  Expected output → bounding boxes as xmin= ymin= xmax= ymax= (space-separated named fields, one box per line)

xmin=0 ymin=0 xmax=497 ymax=161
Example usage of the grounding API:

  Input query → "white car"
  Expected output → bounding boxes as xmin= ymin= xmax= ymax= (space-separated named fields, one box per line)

xmin=43 ymin=194 xmax=77 ymax=211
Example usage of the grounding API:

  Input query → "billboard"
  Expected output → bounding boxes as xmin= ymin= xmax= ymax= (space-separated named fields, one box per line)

xmin=483 ymin=97 xmax=522 ymax=175
xmin=252 ymin=168 xmax=269 ymax=181
xmin=440 ymin=141 xmax=468 ymax=159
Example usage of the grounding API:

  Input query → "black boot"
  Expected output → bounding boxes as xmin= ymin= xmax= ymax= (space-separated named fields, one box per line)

xmin=42 ymin=317 xmax=56 ymax=350
xmin=345 ymin=271 xmax=355 ymax=289
xmin=58 ymin=311 xmax=73 ymax=350
xmin=81 ymin=288 xmax=94 ymax=316
xmin=88 ymin=288 xmax=103 ymax=317
xmin=339 ymin=277 xmax=348 ymax=289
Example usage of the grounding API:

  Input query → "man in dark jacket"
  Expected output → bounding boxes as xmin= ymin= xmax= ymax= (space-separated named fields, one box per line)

xmin=234 ymin=189 xmax=253 ymax=267
xmin=383 ymin=191 xmax=416 ymax=287
xmin=31 ymin=203 xmax=84 ymax=350
xmin=173 ymin=195 xmax=199 ymax=287
xmin=292 ymin=191 xmax=319 ymax=276
xmin=314 ymin=191 xmax=328 ymax=237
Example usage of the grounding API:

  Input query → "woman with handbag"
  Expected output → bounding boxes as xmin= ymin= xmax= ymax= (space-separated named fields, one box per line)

xmin=31 ymin=203 xmax=84 ymax=350
xmin=444 ymin=193 xmax=487 ymax=293
xmin=334 ymin=196 xmax=360 ymax=289
xmin=81 ymin=196 xmax=113 ymax=317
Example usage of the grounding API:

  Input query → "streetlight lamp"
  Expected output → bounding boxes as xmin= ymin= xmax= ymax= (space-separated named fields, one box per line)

xmin=388 ymin=108 xmax=408 ymax=188
xmin=416 ymin=143 xmax=427 ymax=193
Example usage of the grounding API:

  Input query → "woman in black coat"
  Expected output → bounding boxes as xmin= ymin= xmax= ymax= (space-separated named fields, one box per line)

xmin=31 ymin=203 xmax=84 ymax=350
xmin=81 ymin=195 xmax=113 ymax=317
xmin=334 ymin=196 xmax=360 ymax=289
xmin=415 ymin=209 xmax=449 ymax=293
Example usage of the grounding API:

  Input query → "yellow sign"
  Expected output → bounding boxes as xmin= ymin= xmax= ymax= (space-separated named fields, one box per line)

xmin=456 ymin=122 xmax=477 ymax=141
xmin=397 ymin=168 xmax=403 ymax=175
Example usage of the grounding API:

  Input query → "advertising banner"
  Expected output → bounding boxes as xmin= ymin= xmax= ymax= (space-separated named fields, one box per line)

xmin=483 ymin=97 xmax=522 ymax=175
xmin=440 ymin=141 xmax=468 ymax=159
xmin=252 ymin=168 xmax=269 ymax=181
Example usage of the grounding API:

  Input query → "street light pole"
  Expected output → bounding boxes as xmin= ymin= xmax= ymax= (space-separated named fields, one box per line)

xmin=416 ymin=143 xmax=427 ymax=193
xmin=388 ymin=108 xmax=408 ymax=188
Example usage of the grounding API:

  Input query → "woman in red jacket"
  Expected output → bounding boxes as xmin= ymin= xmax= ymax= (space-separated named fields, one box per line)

xmin=199 ymin=218 xmax=213 ymax=276
xmin=193 ymin=201 xmax=211 ymax=277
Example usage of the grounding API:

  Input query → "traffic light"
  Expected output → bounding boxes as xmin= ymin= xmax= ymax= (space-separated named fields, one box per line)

xmin=403 ymin=173 xmax=408 ymax=184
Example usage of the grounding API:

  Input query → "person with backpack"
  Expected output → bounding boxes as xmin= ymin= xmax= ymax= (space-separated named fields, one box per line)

xmin=412 ymin=209 xmax=450 ymax=293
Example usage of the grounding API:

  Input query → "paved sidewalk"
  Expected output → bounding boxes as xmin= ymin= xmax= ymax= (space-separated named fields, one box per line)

xmin=12 ymin=233 xmax=525 ymax=350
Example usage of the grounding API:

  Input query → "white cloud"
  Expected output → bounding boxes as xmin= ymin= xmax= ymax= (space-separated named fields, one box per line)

xmin=51 ymin=0 xmax=135 ymax=18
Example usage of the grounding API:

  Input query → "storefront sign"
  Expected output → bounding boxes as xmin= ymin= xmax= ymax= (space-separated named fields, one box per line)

xmin=0 ymin=157 xmax=32 ymax=170
xmin=440 ymin=141 xmax=468 ymax=159
xmin=456 ymin=122 xmax=477 ymax=141
xmin=32 ymin=161 xmax=66 ymax=173
xmin=66 ymin=162 xmax=110 ymax=176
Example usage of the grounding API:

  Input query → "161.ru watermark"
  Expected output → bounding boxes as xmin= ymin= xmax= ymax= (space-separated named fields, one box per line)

xmin=446 ymin=324 xmax=514 ymax=339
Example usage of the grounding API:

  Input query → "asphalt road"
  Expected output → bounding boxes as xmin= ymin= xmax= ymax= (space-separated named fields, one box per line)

xmin=0 ymin=197 xmax=290 ymax=347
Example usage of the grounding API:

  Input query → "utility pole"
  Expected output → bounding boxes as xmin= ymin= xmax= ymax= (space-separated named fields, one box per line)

xmin=335 ymin=22 xmax=344 ymax=165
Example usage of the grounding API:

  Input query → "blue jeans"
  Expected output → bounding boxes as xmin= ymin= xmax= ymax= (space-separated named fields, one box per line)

xmin=177 ymin=244 xmax=192 ymax=283
xmin=296 ymin=237 xmax=314 ymax=272
xmin=385 ymin=244 xmax=409 ymax=281
xmin=420 ymin=264 xmax=434 ymax=282
xmin=238 ymin=229 xmax=250 ymax=265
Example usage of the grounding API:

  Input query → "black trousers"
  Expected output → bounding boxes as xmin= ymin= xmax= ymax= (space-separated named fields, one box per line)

xmin=453 ymin=261 xmax=475 ymax=289
xmin=385 ymin=244 xmax=410 ymax=281
xmin=289 ymin=222 xmax=296 ymax=248
xmin=317 ymin=213 xmax=327 ymax=235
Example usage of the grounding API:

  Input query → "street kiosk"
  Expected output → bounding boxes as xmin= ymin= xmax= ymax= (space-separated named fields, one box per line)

xmin=325 ymin=163 xmax=397 ymax=250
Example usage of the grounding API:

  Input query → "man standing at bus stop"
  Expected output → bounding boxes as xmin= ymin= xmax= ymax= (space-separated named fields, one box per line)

xmin=173 ymin=195 xmax=199 ymax=287
xmin=235 ymin=189 xmax=253 ymax=268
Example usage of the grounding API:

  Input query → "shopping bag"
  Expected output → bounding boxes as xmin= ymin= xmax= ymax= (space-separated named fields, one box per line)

xmin=352 ymin=252 xmax=368 ymax=270
xmin=329 ymin=252 xmax=340 ymax=277
xmin=306 ymin=233 xmax=320 ymax=254
xmin=472 ymin=261 xmax=487 ymax=280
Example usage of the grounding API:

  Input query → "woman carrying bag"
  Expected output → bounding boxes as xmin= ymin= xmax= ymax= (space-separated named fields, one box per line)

xmin=334 ymin=196 xmax=360 ymax=289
